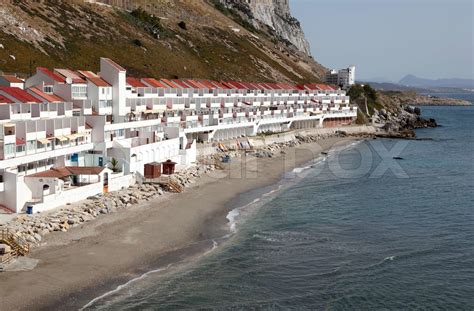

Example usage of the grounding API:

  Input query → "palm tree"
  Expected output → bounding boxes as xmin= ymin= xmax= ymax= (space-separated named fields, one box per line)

xmin=108 ymin=158 xmax=120 ymax=173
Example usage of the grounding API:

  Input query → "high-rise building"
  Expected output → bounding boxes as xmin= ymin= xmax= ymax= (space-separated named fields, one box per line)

xmin=324 ymin=66 xmax=356 ymax=89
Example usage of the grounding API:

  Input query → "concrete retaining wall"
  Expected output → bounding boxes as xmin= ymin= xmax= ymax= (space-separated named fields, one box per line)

xmin=196 ymin=125 xmax=377 ymax=157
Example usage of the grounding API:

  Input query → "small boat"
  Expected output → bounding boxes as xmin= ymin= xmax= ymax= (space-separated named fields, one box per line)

xmin=393 ymin=156 xmax=404 ymax=160
xmin=321 ymin=152 xmax=328 ymax=155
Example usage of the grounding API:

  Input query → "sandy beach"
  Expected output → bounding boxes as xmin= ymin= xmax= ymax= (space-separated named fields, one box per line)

xmin=0 ymin=136 xmax=356 ymax=310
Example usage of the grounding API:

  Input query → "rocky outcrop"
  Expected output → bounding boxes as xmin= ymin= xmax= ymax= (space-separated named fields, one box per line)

xmin=220 ymin=0 xmax=312 ymax=55
xmin=372 ymin=105 xmax=437 ymax=137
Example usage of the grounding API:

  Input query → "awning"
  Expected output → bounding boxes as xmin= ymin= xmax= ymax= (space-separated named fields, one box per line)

xmin=16 ymin=138 xmax=25 ymax=145
xmin=75 ymin=133 xmax=85 ymax=138
xmin=66 ymin=134 xmax=77 ymax=140
xmin=37 ymin=138 xmax=51 ymax=145
xmin=145 ymin=108 xmax=165 ymax=113
xmin=56 ymin=136 xmax=68 ymax=142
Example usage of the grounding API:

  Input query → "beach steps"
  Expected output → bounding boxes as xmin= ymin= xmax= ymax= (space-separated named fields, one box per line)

xmin=143 ymin=176 xmax=184 ymax=193
xmin=0 ymin=229 xmax=30 ymax=259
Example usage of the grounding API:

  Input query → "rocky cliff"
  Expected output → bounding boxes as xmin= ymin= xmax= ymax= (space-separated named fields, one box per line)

xmin=220 ymin=0 xmax=312 ymax=55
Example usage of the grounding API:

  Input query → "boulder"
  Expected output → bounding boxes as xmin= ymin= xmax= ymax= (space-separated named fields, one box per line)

xmin=0 ymin=244 xmax=12 ymax=255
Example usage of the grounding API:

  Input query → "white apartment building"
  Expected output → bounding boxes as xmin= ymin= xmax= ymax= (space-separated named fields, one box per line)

xmin=0 ymin=58 xmax=357 ymax=214
xmin=325 ymin=66 xmax=356 ymax=89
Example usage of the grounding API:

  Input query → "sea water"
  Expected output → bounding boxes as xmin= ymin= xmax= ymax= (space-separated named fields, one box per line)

xmin=86 ymin=98 xmax=474 ymax=310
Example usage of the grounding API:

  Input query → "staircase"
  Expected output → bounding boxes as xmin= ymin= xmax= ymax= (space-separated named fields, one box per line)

xmin=0 ymin=228 xmax=30 ymax=259
xmin=167 ymin=178 xmax=184 ymax=193
xmin=150 ymin=176 xmax=184 ymax=193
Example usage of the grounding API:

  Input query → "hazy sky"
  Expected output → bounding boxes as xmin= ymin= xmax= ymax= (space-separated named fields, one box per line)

xmin=290 ymin=0 xmax=474 ymax=82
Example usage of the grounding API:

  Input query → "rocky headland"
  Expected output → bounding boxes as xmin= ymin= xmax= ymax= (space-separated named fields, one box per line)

xmin=382 ymin=91 xmax=472 ymax=106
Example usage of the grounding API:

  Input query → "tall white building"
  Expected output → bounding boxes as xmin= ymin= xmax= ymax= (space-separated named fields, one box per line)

xmin=325 ymin=66 xmax=356 ymax=89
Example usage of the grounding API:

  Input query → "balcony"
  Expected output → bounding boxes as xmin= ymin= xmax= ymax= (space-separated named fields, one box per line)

xmin=206 ymin=102 xmax=221 ymax=109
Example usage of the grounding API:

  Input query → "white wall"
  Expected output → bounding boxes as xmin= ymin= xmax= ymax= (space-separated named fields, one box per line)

xmin=28 ymin=182 xmax=103 ymax=213
xmin=100 ymin=58 xmax=126 ymax=121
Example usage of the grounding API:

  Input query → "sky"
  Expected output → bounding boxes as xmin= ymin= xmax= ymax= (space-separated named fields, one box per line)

xmin=290 ymin=0 xmax=474 ymax=82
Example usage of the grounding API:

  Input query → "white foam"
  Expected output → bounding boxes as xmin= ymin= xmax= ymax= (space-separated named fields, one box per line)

xmin=384 ymin=255 xmax=396 ymax=261
xmin=81 ymin=265 xmax=172 ymax=310
xmin=226 ymin=208 xmax=240 ymax=233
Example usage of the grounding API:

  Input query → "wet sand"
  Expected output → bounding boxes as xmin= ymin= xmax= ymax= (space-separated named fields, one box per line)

xmin=0 ymin=137 xmax=355 ymax=310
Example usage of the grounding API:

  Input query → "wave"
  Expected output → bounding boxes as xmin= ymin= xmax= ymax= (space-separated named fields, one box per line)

xmin=80 ymin=265 xmax=172 ymax=310
xmin=226 ymin=140 xmax=364 ymax=234
xmin=383 ymin=255 xmax=397 ymax=262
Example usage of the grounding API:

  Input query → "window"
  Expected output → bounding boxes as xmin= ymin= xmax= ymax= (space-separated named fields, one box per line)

xmin=71 ymin=85 xmax=87 ymax=98
xmin=43 ymin=85 xmax=53 ymax=94
xmin=4 ymin=143 xmax=15 ymax=155
xmin=101 ymin=87 xmax=105 ymax=95
xmin=16 ymin=145 xmax=25 ymax=153
xmin=27 ymin=140 xmax=36 ymax=152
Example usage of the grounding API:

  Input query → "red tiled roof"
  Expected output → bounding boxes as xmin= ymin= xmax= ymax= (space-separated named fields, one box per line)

xmin=160 ymin=79 xmax=179 ymax=88
xmin=28 ymin=87 xmax=65 ymax=102
xmin=200 ymin=80 xmax=217 ymax=89
xmin=221 ymin=81 xmax=236 ymax=89
xmin=212 ymin=81 xmax=228 ymax=89
xmin=54 ymin=69 xmax=87 ymax=84
xmin=296 ymin=84 xmax=308 ymax=91
xmin=1 ymin=75 xmax=23 ymax=83
xmin=227 ymin=81 xmax=246 ymax=89
xmin=142 ymin=78 xmax=166 ymax=88
xmin=126 ymin=77 xmax=147 ymax=88
xmin=0 ymin=86 xmax=41 ymax=103
xmin=28 ymin=166 xmax=106 ymax=178
xmin=181 ymin=80 xmax=198 ymax=89
xmin=172 ymin=79 xmax=190 ymax=89
xmin=87 ymin=77 xmax=111 ymax=87
xmin=77 ymin=70 xmax=99 ymax=79
xmin=38 ymin=67 xmax=66 ymax=83
xmin=0 ymin=94 xmax=13 ymax=104
xmin=188 ymin=80 xmax=207 ymax=89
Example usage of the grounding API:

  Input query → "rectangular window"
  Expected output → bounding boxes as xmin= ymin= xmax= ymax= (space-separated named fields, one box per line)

xmin=27 ymin=140 xmax=36 ymax=152
xmin=43 ymin=86 xmax=53 ymax=94
xmin=4 ymin=143 xmax=15 ymax=155
xmin=72 ymin=85 xmax=87 ymax=98
xmin=16 ymin=145 xmax=25 ymax=153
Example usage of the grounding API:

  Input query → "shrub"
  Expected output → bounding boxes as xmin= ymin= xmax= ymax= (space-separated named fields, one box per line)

xmin=178 ymin=21 xmax=187 ymax=30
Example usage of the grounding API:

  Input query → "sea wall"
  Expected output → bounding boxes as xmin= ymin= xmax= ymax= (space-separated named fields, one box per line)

xmin=197 ymin=125 xmax=377 ymax=157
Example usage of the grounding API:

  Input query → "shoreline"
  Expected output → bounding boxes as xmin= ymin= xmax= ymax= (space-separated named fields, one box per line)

xmin=0 ymin=134 xmax=359 ymax=310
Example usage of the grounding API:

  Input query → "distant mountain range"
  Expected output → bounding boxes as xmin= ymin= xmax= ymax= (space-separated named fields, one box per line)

xmin=399 ymin=75 xmax=474 ymax=89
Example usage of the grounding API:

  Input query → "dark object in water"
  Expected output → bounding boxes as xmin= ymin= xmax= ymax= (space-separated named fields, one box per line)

xmin=321 ymin=152 xmax=328 ymax=155
xmin=393 ymin=156 xmax=404 ymax=160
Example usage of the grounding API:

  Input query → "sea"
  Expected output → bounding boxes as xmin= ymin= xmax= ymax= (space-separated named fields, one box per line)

xmin=85 ymin=94 xmax=474 ymax=310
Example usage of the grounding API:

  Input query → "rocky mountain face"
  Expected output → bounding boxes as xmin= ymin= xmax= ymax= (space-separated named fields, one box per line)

xmin=220 ymin=0 xmax=311 ymax=55
xmin=0 ymin=0 xmax=324 ymax=83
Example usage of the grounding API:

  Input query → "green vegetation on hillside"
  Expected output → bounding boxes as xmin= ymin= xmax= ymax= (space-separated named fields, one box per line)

xmin=348 ymin=84 xmax=384 ymax=115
